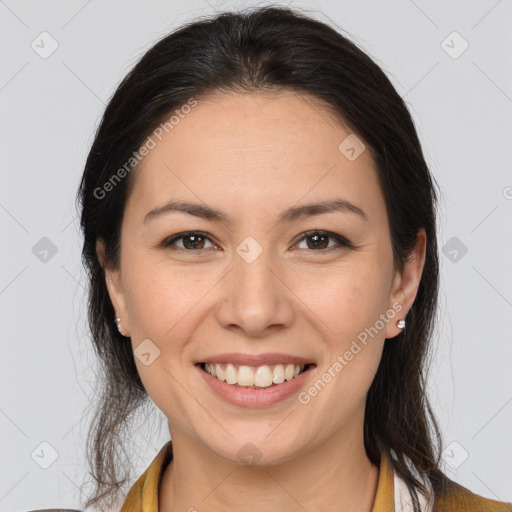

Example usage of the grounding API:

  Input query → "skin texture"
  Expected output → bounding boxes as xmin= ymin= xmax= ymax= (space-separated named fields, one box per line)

xmin=97 ymin=90 xmax=426 ymax=511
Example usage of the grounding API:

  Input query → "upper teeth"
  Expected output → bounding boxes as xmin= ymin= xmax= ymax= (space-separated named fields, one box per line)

xmin=204 ymin=363 xmax=305 ymax=388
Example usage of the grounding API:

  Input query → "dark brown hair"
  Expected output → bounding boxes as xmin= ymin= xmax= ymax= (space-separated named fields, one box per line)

xmin=77 ymin=5 xmax=445 ymax=510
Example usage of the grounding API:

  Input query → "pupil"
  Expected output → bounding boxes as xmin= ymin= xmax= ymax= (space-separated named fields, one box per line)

xmin=185 ymin=235 xmax=203 ymax=249
xmin=309 ymin=233 xmax=327 ymax=249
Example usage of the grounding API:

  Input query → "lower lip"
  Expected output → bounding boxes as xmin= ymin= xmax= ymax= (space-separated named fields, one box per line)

xmin=196 ymin=364 xmax=316 ymax=408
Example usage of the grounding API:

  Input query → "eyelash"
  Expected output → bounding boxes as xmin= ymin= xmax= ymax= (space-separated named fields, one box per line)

xmin=161 ymin=230 xmax=354 ymax=253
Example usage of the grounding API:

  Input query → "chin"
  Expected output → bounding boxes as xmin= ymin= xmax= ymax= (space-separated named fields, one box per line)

xmin=203 ymin=433 xmax=304 ymax=468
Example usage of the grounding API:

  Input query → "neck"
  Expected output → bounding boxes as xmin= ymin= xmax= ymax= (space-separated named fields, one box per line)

xmin=159 ymin=421 xmax=379 ymax=511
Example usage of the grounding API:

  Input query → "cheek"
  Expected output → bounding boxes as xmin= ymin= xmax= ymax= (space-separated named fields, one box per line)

xmin=123 ymin=257 xmax=210 ymax=339
xmin=297 ymin=259 xmax=392 ymax=347
xmin=297 ymin=267 xmax=389 ymax=428
xmin=122 ymin=259 xmax=217 ymax=400
xmin=306 ymin=259 xmax=393 ymax=409
xmin=122 ymin=263 xmax=204 ymax=416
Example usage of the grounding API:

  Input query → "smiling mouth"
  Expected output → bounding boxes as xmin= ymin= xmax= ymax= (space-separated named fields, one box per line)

xmin=198 ymin=362 xmax=314 ymax=389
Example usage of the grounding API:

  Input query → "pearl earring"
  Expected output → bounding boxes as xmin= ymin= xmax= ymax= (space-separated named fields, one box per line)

xmin=396 ymin=319 xmax=406 ymax=329
xmin=115 ymin=317 xmax=129 ymax=337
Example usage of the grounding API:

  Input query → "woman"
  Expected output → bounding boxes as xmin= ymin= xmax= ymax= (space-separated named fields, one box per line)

xmin=77 ymin=5 xmax=511 ymax=512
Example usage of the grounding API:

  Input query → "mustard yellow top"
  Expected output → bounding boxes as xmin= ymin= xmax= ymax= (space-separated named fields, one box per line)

xmin=120 ymin=441 xmax=512 ymax=511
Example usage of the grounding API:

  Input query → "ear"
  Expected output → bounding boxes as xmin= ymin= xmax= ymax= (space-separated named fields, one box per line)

xmin=385 ymin=228 xmax=427 ymax=339
xmin=96 ymin=238 xmax=131 ymax=336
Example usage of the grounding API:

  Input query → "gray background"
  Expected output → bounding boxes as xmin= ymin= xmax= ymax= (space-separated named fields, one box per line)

xmin=1 ymin=0 xmax=511 ymax=510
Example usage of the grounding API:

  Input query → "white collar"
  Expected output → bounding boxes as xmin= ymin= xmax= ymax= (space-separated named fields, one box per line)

xmin=393 ymin=465 xmax=435 ymax=512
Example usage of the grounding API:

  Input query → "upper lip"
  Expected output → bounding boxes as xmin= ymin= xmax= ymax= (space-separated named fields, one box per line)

xmin=196 ymin=353 xmax=315 ymax=367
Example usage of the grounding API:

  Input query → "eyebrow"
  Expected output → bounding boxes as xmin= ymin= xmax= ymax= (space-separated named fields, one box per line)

xmin=143 ymin=198 xmax=368 ymax=225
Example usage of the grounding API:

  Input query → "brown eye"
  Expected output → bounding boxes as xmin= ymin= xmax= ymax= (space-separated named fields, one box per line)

xmin=305 ymin=233 xmax=329 ymax=250
xmin=295 ymin=231 xmax=353 ymax=251
xmin=163 ymin=231 xmax=216 ymax=251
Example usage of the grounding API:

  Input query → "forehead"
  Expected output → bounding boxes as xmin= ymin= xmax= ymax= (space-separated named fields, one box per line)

xmin=125 ymin=90 xmax=383 ymax=223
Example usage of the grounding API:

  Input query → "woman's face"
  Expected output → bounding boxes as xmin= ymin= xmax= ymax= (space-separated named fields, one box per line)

xmin=100 ymin=90 xmax=425 ymax=464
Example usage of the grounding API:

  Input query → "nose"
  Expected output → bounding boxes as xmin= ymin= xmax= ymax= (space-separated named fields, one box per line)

xmin=215 ymin=250 xmax=295 ymax=337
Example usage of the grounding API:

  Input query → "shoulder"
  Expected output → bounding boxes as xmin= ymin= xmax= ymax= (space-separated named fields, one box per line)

xmin=434 ymin=476 xmax=512 ymax=512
